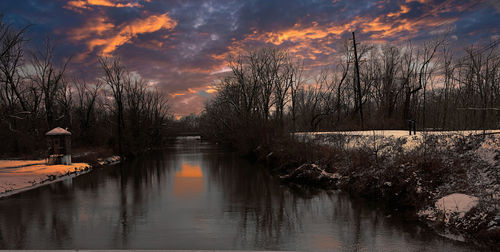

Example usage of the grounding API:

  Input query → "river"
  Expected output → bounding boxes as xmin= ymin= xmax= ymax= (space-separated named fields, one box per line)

xmin=0 ymin=137 xmax=478 ymax=251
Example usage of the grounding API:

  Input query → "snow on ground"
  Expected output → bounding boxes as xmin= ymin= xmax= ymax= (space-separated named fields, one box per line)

xmin=295 ymin=130 xmax=500 ymax=153
xmin=418 ymin=193 xmax=480 ymax=228
xmin=435 ymin=193 xmax=479 ymax=218
xmin=475 ymin=135 xmax=500 ymax=167
xmin=0 ymin=160 xmax=45 ymax=169
xmin=296 ymin=129 xmax=500 ymax=137
xmin=97 ymin=155 xmax=121 ymax=165
xmin=0 ymin=160 xmax=90 ymax=196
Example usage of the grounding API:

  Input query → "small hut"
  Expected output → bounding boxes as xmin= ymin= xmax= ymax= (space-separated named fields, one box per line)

xmin=46 ymin=127 xmax=72 ymax=165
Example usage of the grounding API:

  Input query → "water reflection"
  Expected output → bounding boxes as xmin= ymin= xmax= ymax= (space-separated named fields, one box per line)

xmin=0 ymin=138 xmax=479 ymax=251
xmin=174 ymin=162 xmax=204 ymax=197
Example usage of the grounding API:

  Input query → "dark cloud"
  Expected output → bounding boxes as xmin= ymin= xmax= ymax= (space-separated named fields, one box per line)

xmin=0 ymin=0 xmax=498 ymax=116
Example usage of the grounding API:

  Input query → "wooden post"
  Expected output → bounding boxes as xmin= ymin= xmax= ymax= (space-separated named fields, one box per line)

xmin=352 ymin=32 xmax=364 ymax=130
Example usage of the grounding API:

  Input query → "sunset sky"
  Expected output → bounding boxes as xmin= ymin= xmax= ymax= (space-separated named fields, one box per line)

xmin=1 ymin=0 xmax=499 ymax=117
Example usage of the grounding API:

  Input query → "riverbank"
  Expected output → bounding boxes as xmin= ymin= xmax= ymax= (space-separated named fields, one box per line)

xmin=0 ymin=151 xmax=121 ymax=198
xmin=251 ymin=130 xmax=499 ymax=248
xmin=0 ymin=160 xmax=91 ymax=198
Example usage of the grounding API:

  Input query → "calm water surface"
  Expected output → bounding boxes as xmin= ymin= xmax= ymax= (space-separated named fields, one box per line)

xmin=0 ymin=138 xmax=478 ymax=251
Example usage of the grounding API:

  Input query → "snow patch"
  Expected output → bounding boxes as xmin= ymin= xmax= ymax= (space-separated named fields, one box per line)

xmin=295 ymin=130 xmax=500 ymax=153
xmin=97 ymin=156 xmax=121 ymax=165
xmin=418 ymin=193 xmax=479 ymax=225
xmin=475 ymin=135 xmax=500 ymax=167
xmin=0 ymin=160 xmax=90 ymax=196
xmin=280 ymin=163 xmax=342 ymax=186
xmin=0 ymin=160 xmax=45 ymax=169
xmin=435 ymin=193 xmax=479 ymax=218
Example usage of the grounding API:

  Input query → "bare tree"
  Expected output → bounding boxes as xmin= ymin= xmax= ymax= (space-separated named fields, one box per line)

xmin=378 ymin=45 xmax=401 ymax=118
xmin=273 ymin=51 xmax=295 ymax=128
xmin=289 ymin=60 xmax=304 ymax=132
xmin=74 ymin=78 xmax=102 ymax=140
xmin=333 ymin=41 xmax=351 ymax=125
xmin=99 ymin=56 xmax=127 ymax=156
xmin=0 ymin=17 xmax=31 ymax=131
xmin=440 ymin=45 xmax=455 ymax=128
xmin=419 ymin=39 xmax=444 ymax=129
xmin=57 ymin=78 xmax=73 ymax=127
xmin=30 ymin=37 xmax=70 ymax=128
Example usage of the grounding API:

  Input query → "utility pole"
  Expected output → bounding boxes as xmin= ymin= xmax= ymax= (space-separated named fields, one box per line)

xmin=352 ymin=32 xmax=364 ymax=130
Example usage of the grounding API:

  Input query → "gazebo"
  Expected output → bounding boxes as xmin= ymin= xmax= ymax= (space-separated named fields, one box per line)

xmin=46 ymin=127 xmax=72 ymax=165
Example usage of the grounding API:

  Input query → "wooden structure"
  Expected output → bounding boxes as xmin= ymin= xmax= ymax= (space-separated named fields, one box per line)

xmin=46 ymin=127 xmax=72 ymax=165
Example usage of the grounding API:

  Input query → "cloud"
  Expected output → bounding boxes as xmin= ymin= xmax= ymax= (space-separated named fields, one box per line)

xmin=387 ymin=5 xmax=410 ymax=18
xmin=361 ymin=15 xmax=458 ymax=40
xmin=210 ymin=66 xmax=231 ymax=75
xmin=485 ymin=0 xmax=500 ymax=13
xmin=207 ymin=0 xmax=477 ymax=79
xmin=170 ymin=93 xmax=209 ymax=116
xmin=69 ymin=13 xmax=177 ymax=57
xmin=65 ymin=0 xmax=143 ymax=10
xmin=70 ymin=17 xmax=115 ymax=41
xmin=258 ymin=21 xmax=350 ymax=45
xmin=210 ymin=20 xmax=351 ymax=65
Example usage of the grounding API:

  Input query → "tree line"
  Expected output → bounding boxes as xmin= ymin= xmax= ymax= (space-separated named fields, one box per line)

xmin=3 ymin=14 xmax=499 ymax=156
xmin=201 ymin=35 xmax=500 ymax=150
xmin=0 ymin=18 xmax=171 ymax=157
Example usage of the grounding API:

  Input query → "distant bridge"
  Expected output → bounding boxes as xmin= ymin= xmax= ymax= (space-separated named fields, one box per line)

xmin=173 ymin=131 xmax=202 ymax=137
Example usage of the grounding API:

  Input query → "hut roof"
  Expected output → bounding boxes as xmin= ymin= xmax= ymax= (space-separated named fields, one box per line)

xmin=46 ymin=127 xmax=71 ymax=136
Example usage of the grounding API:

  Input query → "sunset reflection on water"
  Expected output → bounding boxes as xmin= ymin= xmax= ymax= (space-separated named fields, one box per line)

xmin=173 ymin=162 xmax=204 ymax=197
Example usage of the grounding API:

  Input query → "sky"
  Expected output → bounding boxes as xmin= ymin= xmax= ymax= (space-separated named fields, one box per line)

xmin=1 ymin=0 xmax=499 ymax=117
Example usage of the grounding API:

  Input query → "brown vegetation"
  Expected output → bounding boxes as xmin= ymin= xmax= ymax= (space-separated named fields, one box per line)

xmin=252 ymin=132 xmax=499 ymax=247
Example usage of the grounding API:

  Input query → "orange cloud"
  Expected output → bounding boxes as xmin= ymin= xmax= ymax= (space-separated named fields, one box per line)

xmin=65 ymin=0 xmax=142 ymax=10
xmin=216 ymin=0 xmax=470 ymax=63
xmin=172 ymin=86 xmax=209 ymax=98
xmin=170 ymin=88 xmax=196 ymax=98
xmin=211 ymin=20 xmax=359 ymax=64
xmin=205 ymin=88 xmax=217 ymax=94
xmin=387 ymin=5 xmax=410 ymax=18
xmin=405 ymin=0 xmax=429 ymax=3
xmin=170 ymin=84 xmax=218 ymax=98
xmin=70 ymin=17 xmax=114 ymax=41
xmin=361 ymin=13 xmax=457 ymax=39
xmin=258 ymin=21 xmax=353 ymax=45
xmin=210 ymin=0 xmax=464 ymax=71
xmin=70 ymin=13 xmax=177 ymax=57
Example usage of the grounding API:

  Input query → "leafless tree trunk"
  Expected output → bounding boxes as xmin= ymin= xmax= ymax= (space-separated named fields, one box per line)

xmin=30 ymin=37 xmax=70 ymax=129
xmin=0 ymin=17 xmax=31 ymax=132
xmin=290 ymin=61 xmax=304 ymax=132
xmin=74 ymin=78 xmax=102 ymax=140
xmin=99 ymin=56 xmax=126 ymax=156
